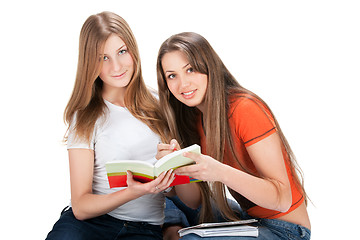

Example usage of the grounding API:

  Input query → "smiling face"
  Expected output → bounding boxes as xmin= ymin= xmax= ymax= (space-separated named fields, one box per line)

xmin=161 ymin=51 xmax=208 ymax=112
xmin=99 ymin=34 xmax=134 ymax=94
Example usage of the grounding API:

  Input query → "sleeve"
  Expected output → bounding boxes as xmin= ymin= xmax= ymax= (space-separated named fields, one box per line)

xmin=231 ymin=97 xmax=277 ymax=147
xmin=67 ymin=114 xmax=95 ymax=150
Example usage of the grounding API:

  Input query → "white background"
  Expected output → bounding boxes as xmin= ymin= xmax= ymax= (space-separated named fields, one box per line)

xmin=1 ymin=0 xmax=359 ymax=239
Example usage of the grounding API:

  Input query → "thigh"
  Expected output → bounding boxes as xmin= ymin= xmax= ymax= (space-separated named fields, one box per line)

xmin=166 ymin=196 xmax=200 ymax=226
xmin=45 ymin=208 xmax=121 ymax=240
xmin=258 ymin=218 xmax=311 ymax=240
xmin=164 ymin=197 xmax=191 ymax=228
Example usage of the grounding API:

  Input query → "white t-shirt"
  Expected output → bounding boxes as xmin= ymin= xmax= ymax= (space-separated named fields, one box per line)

xmin=67 ymin=100 xmax=165 ymax=225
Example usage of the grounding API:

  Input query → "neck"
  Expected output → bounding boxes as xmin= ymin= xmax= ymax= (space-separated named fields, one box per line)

xmin=102 ymin=87 xmax=127 ymax=107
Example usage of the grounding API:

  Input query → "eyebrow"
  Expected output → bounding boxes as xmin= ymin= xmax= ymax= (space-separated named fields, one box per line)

xmin=117 ymin=44 xmax=126 ymax=51
xmin=165 ymin=63 xmax=190 ymax=73
xmin=102 ymin=44 xmax=126 ymax=56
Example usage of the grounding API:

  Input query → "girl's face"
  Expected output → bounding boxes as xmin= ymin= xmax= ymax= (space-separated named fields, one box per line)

xmin=161 ymin=51 xmax=208 ymax=111
xmin=99 ymin=34 xmax=134 ymax=93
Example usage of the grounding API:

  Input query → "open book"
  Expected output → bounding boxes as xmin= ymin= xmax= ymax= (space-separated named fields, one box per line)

xmin=178 ymin=219 xmax=259 ymax=238
xmin=105 ymin=144 xmax=201 ymax=188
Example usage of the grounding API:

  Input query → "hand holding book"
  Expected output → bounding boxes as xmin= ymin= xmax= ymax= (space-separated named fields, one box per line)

xmin=174 ymin=150 xmax=227 ymax=182
xmin=156 ymin=139 xmax=180 ymax=160
xmin=105 ymin=144 xmax=202 ymax=188
xmin=125 ymin=168 xmax=175 ymax=195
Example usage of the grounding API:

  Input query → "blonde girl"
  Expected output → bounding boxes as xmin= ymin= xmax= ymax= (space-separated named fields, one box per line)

xmin=46 ymin=12 xmax=175 ymax=240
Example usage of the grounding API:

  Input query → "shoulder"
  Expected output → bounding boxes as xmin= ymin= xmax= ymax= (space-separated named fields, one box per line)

xmin=228 ymin=94 xmax=271 ymax=119
xmin=228 ymin=94 xmax=276 ymax=146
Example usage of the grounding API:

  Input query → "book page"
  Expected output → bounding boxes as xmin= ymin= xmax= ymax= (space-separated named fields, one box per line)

xmin=154 ymin=144 xmax=201 ymax=176
xmin=179 ymin=219 xmax=257 ymax=230
xmin=179 ymin=225 xmax=258 ymax=237
xmin=178 ymin=219 xmax=258 ymax=237
xmin=106 ymin=160 xmax=155 ymax=179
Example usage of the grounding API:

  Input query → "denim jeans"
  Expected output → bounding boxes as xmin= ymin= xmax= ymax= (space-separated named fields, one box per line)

xmin=165 ymin=197 xmax=311 ymax=240
xmin=164 ymin=196 xmax=242 ymax=228
xmin=46 ymin=207 xmax=162 ymax=240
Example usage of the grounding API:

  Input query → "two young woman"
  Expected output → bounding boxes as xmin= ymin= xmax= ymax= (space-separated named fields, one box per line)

xmin=157 ymin=32 xmax=311 ymax=239
xmin=47 ymin=11 xmax=310 ymax=240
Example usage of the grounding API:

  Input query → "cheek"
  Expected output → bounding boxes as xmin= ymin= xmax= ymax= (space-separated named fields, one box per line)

xmin=125 ymin=55 xmax=134 ymax=68
xmin=166 ymin=81 xmax=177 ymax=95
xmin=101 ymin=61 xmax=111 ymax=73
xmin=99 ymin=66 xmax=108 ymax=80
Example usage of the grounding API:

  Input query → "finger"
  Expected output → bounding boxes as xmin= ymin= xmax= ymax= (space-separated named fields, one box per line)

xmin=151 ymin=169 xmax=175 ymax=192
xmin=157 ymin=143 xmax=172 ymax=152
xmin=156 ymin=143 xmax=175 ymax=160
xmin=183 ymin=151 xmax=202 ymax=163
xmin=151 ymin=169 xmax=172 ymax=193
xmin=156 ymin=169 xmax=173 ymax=186
xmin=160 ymin=169 xmax=176 ymax=189
xmin=174 ymin=165 xmax=199 ymax=175
xmin=170 ymin=139 xmax=181 ymax=151
xmin=151 ymin=170 xmax=167 ymax=186
xmin=126 ymin=171 xmax=135 ymax=185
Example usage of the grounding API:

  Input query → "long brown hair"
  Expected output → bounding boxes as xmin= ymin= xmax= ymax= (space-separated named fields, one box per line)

xmin=64 ymin=11 xmax=168 ymax=143
xmin=157 ymin=32 xmax=307 ymax=222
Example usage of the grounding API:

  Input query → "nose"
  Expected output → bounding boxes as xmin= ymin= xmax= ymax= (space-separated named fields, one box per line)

xmin=179 ymin=75 xmax=191 ymax=88
xmin=111 ymin=58 xmax=122 ymax=72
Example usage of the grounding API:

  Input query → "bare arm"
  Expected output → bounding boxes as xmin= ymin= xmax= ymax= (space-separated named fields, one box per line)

xmin=69 ymin=148 xmax=174 ymax=220
xmin=175 ymin=133 xmax=292 ymax=212
xmin=172 ymin=183 xmax=201 ymax=209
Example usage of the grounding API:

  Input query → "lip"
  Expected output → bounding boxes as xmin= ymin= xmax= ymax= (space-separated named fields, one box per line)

xmin=112 ymin=71 xmax=126 ymax=78
xmin=181 ymin=89 xmax=197 ymax=99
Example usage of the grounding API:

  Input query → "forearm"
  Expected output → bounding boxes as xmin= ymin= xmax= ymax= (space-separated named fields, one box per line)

xmin=219 ymin=164 xmax=292 ymax=212
xmin=174 ymin=182 xmax=201 ymax=209
xmin=71 ymin=188 xmax=140 ymax=220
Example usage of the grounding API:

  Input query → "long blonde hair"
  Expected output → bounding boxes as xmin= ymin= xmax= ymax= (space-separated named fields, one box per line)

xmin=64 ymin=11 xmax=168 ymax=143
xmin=157 ymin=32 xmax=307 ymax=222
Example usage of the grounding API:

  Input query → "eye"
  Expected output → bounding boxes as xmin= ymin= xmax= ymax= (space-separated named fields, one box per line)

xmin=187 ymin=67 xmax=194 ymax=73
xmin=167 ymin=74 xmax=175 ymax=80
xmin=119 ymin=49 xmax=127 ymax=55
xmin=103 ymin=56 xmax=109 ymax=61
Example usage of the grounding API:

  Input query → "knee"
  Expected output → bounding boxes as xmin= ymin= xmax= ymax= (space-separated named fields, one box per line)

xmin=46 ymin=210 xmax=85 ymax=240
xmin=46 ymin=224 xmax=83 ymax=240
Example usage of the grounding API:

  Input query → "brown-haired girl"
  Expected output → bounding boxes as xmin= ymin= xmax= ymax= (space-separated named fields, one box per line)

xmin=46 ymin=12 xmax=175 ymax=240
xmin=157 ymin=32 xmax=311 ymax=239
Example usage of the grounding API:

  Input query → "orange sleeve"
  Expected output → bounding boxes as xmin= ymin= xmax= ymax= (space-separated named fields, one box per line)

xmin=230 ymin=97 xmax=277 ymax=147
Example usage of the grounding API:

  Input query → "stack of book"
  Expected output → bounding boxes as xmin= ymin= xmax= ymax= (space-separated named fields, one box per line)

xmin=178 ymin=219 xmax=259 ymax=238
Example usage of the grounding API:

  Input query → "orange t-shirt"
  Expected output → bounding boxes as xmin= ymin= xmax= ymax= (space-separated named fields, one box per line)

xmin=198 ymin=95 xmax=304 ymax=219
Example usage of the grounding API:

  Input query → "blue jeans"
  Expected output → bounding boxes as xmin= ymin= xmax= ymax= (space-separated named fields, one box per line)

xmin=165 ymin=197 xmax=311 ymax=240
xmin=164 ymin=196 xmax=242 ymax=228
xmin=46 ymin=207 xmax=162 ymax=240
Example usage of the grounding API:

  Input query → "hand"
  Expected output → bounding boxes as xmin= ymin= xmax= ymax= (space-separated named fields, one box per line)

xmin=174 ymin=152 xmax=225 ymax=182
xmin=156 ymin=139 xmax=181 ymax=160
xmin=126 ymin=169 xmax=175 ymax=197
